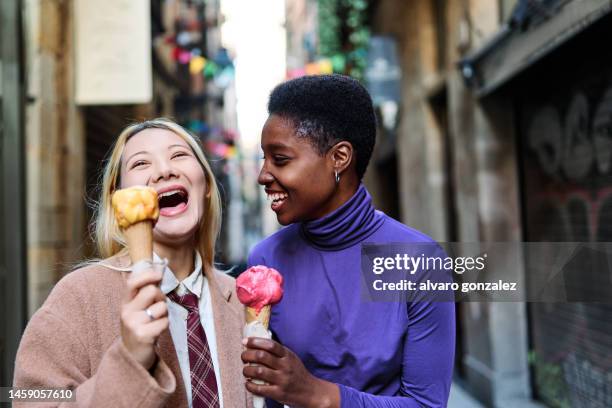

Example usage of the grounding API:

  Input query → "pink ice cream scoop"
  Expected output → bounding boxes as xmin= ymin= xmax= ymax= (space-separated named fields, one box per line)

xmin=236 ymin=265 xmax=284 ymax=313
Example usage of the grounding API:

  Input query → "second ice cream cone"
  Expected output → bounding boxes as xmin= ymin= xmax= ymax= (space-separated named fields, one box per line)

xmin=123 ymin=220 xmax=154 ymax=264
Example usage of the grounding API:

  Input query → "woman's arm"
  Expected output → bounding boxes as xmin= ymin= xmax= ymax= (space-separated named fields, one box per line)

xmin=13 ymin=267 xmax=175 ymax=408
xmin=338 ymin=299 xmax=456 ymax=407
xmin=13 ymin=306 xmax=176 ymax=408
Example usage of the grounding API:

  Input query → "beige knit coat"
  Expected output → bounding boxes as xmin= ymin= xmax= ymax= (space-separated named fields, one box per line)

xmin=13 ymin=253 xmax=252 ymax=408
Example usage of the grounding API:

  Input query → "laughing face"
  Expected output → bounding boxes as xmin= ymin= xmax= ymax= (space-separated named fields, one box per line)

xmin=119 ymin=128 xmax=207 ymax=246
xmin=258 ymin=115 xmax=340 ymax=225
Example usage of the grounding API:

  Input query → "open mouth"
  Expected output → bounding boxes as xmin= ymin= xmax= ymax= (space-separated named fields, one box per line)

xmin=267 ymin=191 xmax=288 ymax=212
xmin=158 ymin=187 xmax=189 ymax=216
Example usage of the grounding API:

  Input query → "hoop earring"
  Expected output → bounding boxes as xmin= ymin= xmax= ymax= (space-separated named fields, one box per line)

xmin=334 ymin=170 xmax=340 ymax=184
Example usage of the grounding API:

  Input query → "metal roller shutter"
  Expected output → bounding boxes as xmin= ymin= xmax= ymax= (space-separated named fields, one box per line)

xmin=519 ymin=16 xmax=612 ymax=408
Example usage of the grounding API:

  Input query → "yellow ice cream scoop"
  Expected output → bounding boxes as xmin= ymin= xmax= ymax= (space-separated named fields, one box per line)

xmin=111 ymin=186 xmax=159 ymax=229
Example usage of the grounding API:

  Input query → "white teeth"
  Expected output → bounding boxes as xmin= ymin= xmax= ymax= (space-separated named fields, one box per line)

xmin=267 ymin=193 xmax=288 ymax=202
xmin=159 ymin=189 xmax=186 ymax=198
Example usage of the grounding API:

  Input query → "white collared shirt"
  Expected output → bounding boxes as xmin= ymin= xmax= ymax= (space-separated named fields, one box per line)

xmin=155 ymin=252 xmax=224 ymax=408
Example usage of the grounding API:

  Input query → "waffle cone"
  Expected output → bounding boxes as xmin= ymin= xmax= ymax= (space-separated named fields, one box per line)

xmin=246 ymin=305 xmax=271 ymax=329
xmin=123 ymin=221 xmax=154 ymax=264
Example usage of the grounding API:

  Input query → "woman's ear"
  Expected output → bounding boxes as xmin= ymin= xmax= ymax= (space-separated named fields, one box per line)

xmin=204 ymin=175 xmax=212 ymax=199
xmin=330 ymin=141 xmax=354 ymax=173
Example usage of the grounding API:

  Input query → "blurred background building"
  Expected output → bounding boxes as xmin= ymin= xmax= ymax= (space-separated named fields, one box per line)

xmin=2 ymin=0 xmax=612 ymax=407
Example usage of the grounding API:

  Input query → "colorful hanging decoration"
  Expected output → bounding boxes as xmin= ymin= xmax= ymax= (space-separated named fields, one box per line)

xmin=203 ymin=60 xmax=220 ymax=79
xmin=330 ymin=54 xmax=346 ymax=73
xmin=178 ymin=49 xmax=192 ymax=64
xmin=288 ymin=58 xmax=334 ymax=79
xmin=305 ymin=62 xmax=320 ymax=76
xmin=161 ymin=4 xmax=240 ymax=172
xmin=168 ymin=27 xmax=235 ymax=82
xmin=214 ymin=66 xmax=235 ymax=89
xmin=287 ymin=67 xmax=307 ymax=79
xmin=205 ymin=140 xmax=237 ymax=159
xmin=187 ymin=119 xmax=210 ymax=134
xmin=190 ymin=56 xmax=207 ymax=74
xmin=318 ymin=59 xmax=333 ymax=74
xmin=221 ymin=129 xmax=238 ymax=141
xmin=172 ymin=46 xmax=182 ymax=61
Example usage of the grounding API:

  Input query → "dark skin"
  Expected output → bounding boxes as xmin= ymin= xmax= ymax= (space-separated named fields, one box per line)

xmin=242 ymin=114 xmax=360 ymax=408
xmin=242 ymin=338 xmax=340 ymax=408
xmin=257 ymin=114 xmax=360 ymax=225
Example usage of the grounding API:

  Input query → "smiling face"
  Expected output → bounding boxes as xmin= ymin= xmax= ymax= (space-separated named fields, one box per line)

xmin=258 ymin=115 xmax=343 ymax=225
xmin=119 ymin=128 xmax=207 ymax=246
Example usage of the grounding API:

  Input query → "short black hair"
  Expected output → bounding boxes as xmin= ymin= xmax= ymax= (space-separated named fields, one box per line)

xmin=267 ymin=74 xmax=376 ymax=179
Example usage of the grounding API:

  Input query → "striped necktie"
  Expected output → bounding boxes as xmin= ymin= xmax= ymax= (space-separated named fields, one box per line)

xmin=167 ymin=290 xmax=220 ymax=408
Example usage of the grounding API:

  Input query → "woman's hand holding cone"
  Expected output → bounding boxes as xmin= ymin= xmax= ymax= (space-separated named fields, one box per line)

xmin=241 ymin=337 xmax=340 ymax=408
xmin=120 ymin=266 xmax=168 ymax=370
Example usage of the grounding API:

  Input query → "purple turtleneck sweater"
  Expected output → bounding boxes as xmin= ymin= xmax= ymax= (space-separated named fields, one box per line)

xmin=248 ymin=185 xmax=455 ymax=408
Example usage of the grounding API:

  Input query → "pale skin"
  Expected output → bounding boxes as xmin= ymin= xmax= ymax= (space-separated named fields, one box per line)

xmin=116 ymin=128 xmax=208 ymax=370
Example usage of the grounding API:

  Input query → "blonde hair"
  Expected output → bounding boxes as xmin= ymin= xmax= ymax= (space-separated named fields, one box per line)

xmin=93 ymin=118 xmax=222 ymax=274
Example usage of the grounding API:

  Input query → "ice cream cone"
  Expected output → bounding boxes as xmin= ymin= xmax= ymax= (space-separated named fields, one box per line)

xmin=111 ymin=186 xmax=159 ymax=265
xmin=246 ymin=305 xmax=271 ymax=329
xmin=123 ymin=220 xmax=154 ymax=264
xmin=245 ymin=305 xmax=271 ymax=408
xmin=237 ymin=266 xmax=283 ymax=408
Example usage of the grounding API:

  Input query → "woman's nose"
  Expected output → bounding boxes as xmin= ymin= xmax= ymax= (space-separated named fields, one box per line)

xmin=257 ymin=166 xmax=274 ymax=186
xmin=153 ymin=161 xmax=178 ymax=182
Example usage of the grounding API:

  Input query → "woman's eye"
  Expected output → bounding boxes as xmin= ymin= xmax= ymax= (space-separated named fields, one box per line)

xmin=274 ymin=156 xmax=289 ymax=164
xmin=131 ymin=160 xmax=147 ymax=169
xmin=172 ymin=152 xmax=189 ymax=159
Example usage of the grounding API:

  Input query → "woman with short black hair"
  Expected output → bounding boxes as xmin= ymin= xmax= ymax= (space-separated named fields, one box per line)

xmin=241 ymin=74 xmax=455 ymax=408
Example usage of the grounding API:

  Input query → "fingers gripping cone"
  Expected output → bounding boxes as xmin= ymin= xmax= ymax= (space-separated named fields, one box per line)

xmin=111 ymin=186 xmax=159 ymax=263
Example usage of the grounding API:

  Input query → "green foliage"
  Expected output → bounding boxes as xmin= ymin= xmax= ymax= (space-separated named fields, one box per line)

xmin=317 ymin=0 xmax=370 ymax=80
xmin=528 ymin=350 xmax=571 ymax=408
xmin=318 ymin=0 xmax=341 ymax=56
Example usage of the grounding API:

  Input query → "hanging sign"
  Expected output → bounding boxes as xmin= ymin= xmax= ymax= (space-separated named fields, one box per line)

xmin=75 ymin=0 xmax=152 ymax=105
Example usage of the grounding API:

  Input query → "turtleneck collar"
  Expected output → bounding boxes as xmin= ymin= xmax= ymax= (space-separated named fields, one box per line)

xmin=300 ymin=184 xmax=384 ymax=250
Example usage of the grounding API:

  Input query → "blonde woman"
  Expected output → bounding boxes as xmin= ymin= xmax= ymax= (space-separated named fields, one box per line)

xmin=14 ymin=119 xmax=250 ymax=408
